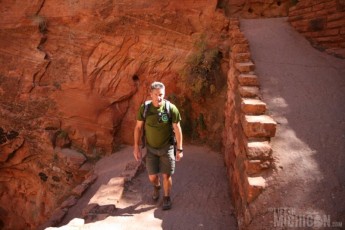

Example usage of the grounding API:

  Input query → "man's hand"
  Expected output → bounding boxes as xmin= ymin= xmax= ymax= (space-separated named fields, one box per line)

xmin=133 ymin=146 xmax=142 ymax=162
xmin=173 ymin=122 xmax=183 ymax=162
xmin=133 ymin=120 xmax=144 ymax=162
xmin=176 ymin=151 xmax=183 ymax=161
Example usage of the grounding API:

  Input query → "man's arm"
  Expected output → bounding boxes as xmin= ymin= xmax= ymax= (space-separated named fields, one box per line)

xmin=173 ymin=122 xmax=183 ymax=161
xmin=133 ymin=120 xmax=144 ymax=161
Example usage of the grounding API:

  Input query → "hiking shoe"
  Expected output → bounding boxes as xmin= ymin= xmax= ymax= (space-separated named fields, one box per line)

xmin=162 ymin=196 xmax=172 ymax=210
xmin=152 ymin=185 xmax=161 ymax=201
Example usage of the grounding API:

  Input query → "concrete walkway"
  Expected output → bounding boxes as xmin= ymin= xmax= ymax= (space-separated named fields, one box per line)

xmin=48 ymin=145 xmax=238 ymax=229
xmin=241 ymin=18 xmax=345 ymax=228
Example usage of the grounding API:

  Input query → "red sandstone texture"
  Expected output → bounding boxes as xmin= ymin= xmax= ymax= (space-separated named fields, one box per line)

xmin=0 ymin=0 xmax=230 ymax=229
xmin=1 ymin=0 xmax=343 ymax=229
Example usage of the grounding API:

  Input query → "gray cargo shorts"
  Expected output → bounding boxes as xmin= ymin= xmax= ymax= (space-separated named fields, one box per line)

xmin=146 ymin=144 xmax=175 ymax=175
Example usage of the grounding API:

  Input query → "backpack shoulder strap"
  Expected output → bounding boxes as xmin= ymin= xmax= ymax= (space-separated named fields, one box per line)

xmin=164 ymin=99 xmax=176 ymax=155
xmin=164 ymin=99 xmax=172 ymax=121
xmin=141 ymin=100 xmax=152 ymax=149
xmin=143 ymin=99 xmax=172 ymax=121
xmin=143 ymin=100 xmax=152 ymax=120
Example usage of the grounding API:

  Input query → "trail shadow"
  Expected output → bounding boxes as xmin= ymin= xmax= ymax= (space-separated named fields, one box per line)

xmin=151 ymin=145 xmax=238 ymax=230
xmin=82 ymin=201 xmax=156 ymax=223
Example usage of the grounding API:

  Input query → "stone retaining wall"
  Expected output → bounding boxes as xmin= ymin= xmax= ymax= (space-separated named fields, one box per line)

xmin=289 ymin=0 xmax=345 ymax=58
xmin=222 ymin=18 xmax=277 ymax=228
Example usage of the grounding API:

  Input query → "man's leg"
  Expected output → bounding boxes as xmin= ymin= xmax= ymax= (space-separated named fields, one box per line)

xmin=162 ymin=174 xmax=172 ymax=196
xmin=146 ymin=146 xmax=161 ymax=200
xmin=149 ymin=174 xmax=160 ymax=187
xmin=162 ymin=173 xmax=172 ymax=210
xmin=149 ymin=174 xmax=161 ymax=200
xmin=160 ymin=145 xmax=175 ymax=210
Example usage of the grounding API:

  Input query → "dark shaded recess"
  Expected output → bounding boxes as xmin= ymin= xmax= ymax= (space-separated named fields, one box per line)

xmin=132 ymin=74 xmax=139 ymax=81
xmin=39 ymin=172 xmax=48 ymax=182
xmin=309 ymin=18 xmax=325 ymax=31
xmin=6 ymin=130 xmax=19 ymax=140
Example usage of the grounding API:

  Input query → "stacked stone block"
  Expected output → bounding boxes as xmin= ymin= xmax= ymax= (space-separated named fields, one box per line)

xmin=222 ymin=18 xmax=277 ymax=228
xmin=289 ymin=0 xmax=345 ymax=58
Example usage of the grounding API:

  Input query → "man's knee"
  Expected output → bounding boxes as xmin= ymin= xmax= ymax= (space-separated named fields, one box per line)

xmin=149 ymin=174 xmax=158 ymax=182
xmin=162 ymin=174 xmax=171 ymax=180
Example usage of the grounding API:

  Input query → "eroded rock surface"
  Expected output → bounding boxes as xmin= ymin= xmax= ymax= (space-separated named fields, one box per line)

xmin=0 ymin=0 xmax=230 ymax=229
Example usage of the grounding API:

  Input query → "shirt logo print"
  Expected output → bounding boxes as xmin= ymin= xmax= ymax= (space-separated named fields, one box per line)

xmin=161 ymin=113 xmax=169 ymax=123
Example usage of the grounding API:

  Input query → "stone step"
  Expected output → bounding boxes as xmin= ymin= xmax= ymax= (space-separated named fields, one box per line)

xmin=88 ymin=177 xmax=125 ymax=206
xmin=233 ymin=52 xmax=251 ymax=62
xmin=80 ymin=176 xmax=125 ymax=222
xmin=246 ymin=141 xmax=272 ymax=160
xmin=237 ymin=73 xmax=259 ymax=86
xmin=235 ymin=61 xmax=255 ymax=73
xmin=242 ymin=115 xmax=277 ymax=138
xmin=232 ymin=43 xmax=249 ymax=53
xmin=246 ymin=141 xmax=272 ymax=175
xmin=241 ymin=98 xmax=266 ymax=115
xmin=246 ymin=159 xmax=271 ymax=176
xmin=247 ymin=176 xmax=266 ymax=203
xmin=239 ymin=86 xmax=259 ymax=98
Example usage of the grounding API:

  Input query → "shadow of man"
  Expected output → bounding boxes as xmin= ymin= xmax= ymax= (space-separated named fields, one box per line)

xmin=84 ymin=201 xmax=156 ymax=224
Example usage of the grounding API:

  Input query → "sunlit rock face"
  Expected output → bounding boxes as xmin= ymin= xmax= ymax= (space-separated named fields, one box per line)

xmin=0 ymin=0 xmax=230 ymax=228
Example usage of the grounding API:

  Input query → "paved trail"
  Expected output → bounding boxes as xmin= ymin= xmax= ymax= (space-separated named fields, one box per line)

xmin=52 ymin=145 xmax=238 ymax=230
xmin=241 ymin=18 xmax=345 ymax=228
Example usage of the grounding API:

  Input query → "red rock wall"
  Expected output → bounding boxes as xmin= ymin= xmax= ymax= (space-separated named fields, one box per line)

xmin=289 ymin=0 xmax=345 ymax=58
xmin=0 ymin=0 xmax=230 ymax=228
xmin=222 ymin=18 xmax=277 ymax=227
xmin=218 ymin=0 xmax=291 ymax=18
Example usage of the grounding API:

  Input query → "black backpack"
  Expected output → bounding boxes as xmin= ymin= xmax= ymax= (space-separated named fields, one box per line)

xmin=141 ymin=99 xmax=176 ymax=155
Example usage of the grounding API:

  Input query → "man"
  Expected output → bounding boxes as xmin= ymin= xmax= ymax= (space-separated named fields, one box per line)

xmin=133 ymin=81 xmax=183 ymax=210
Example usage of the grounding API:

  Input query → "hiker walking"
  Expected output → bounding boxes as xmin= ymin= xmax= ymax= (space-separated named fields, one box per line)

xmin=133 ymin=81 xmax=183 ymax=210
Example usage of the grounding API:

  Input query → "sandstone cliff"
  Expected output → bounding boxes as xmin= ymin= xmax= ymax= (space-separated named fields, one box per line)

xmin=0 ymin=0 xmax=229 ymax=228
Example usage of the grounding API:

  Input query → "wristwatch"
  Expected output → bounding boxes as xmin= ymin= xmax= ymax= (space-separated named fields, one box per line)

xmin=177 ymin=148 xmax=183 ymax=153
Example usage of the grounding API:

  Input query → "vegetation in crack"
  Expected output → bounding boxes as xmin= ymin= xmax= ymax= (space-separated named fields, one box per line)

xmin=181 ymin=34 xmax=222 ymax=100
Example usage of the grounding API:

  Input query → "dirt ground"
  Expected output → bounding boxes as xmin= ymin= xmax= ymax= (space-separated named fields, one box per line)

xmin=241 ymin=18 xmax=345 ymax=229
xmin=53 ymin=145 xmax=238 ymax=230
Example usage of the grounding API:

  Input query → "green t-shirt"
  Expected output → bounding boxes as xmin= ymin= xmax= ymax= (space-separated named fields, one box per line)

xmin=137 ymin=100 xmax=181 ymax=148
